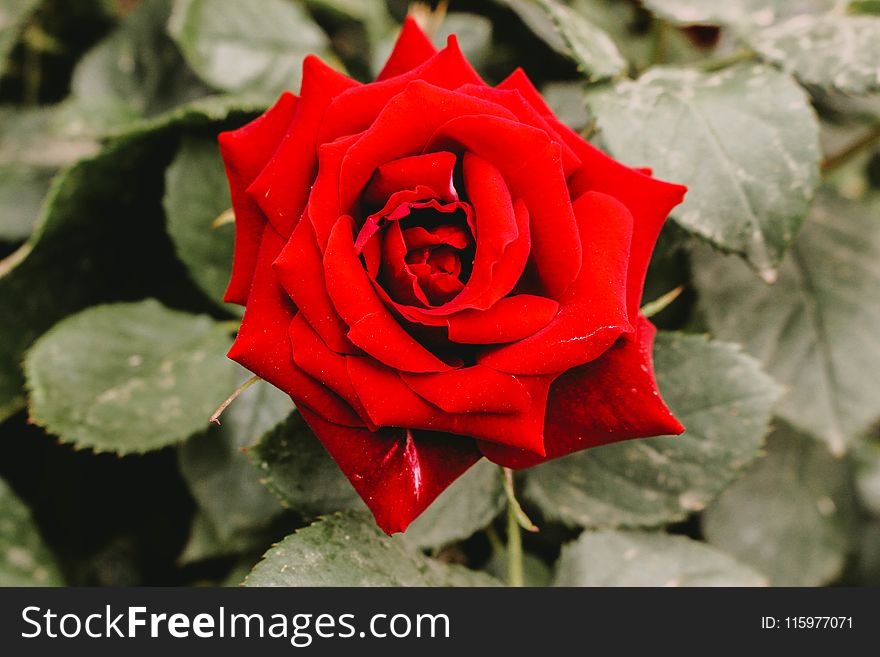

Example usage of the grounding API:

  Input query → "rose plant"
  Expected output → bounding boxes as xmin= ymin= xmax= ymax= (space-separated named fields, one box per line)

xmin=1 ymin=0 xmax=877 ymax=588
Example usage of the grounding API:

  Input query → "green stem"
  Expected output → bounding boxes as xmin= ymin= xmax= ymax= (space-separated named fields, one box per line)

xmin=506 ymin=489 xmax=524 ymax=588
xmin=651 ymin=17 xmax=669 ymax=66
xmin=209 ymin=374 xmax=260 ymax=424
xmin=697 ymin=48 xmax=755 ymax=72
xmin=822 ymin=124 xmax=880 ymax=172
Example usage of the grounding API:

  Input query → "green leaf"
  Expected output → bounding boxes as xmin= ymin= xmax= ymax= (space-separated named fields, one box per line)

xmin=178 ymin=509 xmax=277 ymax=565
xmin=747 ymin=14 xmax=880 ymax=94
xmin=641 ymin=0 xmax=844 ymax=27
xmin=554 ymin=530 xmax=767 ymax=586
xmin=0 ymin=478 xmax=63 ymax=586
xmin=168 ymin=0 xmax=331 ymax=98
xmin=702 ymin=424 xmax=857 ymax=586
xmin=435 ymin=13 xmax=493 ymax=71
xmin=692 ymin=190 xmax=880 ymax=454
xmin=178 ymin=379 xmax=290 ymax=545
xmin=244 ymin=510 xmax=501 ymax=586
xmin=525 ymin=332 xmax=781 ymax=529
xmin=855 ymin=441 xmax=880 ymax=517
xmin=25 ymin=300 xmax=244 ymax=453
xmin=0 ymin=0 xmax=40 ymax=77
xmin=589 ymin=64 xmax=820 ymax=277
xmin=250 ymin=412 xmax=364 ymax=516
xmin=501 ymin=0 xmax=627 ymax=80
xmin=71 ymin=0 xmax=209 ymax=122
xmin=163 ymin=134 xmax=238 ymax=314
xmin=0 ymin=95 xmax=262 ymax=424
xmin=541 ymin=81 xmax=590 ymax=132
xmin=405 ymin=459 xmax=505 ymax=549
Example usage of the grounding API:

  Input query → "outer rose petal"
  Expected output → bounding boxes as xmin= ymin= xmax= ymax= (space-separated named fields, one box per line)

xmin=376 ymin=16 xmax=437 ymax=81
xmin=498 ymin=68 xmax=687 ymax=318
xmin=228 ymin=227 xmax=361 ymax=427
xmin=479 ymin=315 xmax=684 ymax=469
xmin=299 ymin=408 xmax=482 ymax=534
xmin=218 ymin=92 xmax=297 ymax=304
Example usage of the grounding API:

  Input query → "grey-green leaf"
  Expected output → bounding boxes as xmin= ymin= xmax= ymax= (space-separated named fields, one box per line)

xmin=168 ymin=0 xmax=330 ymax=98
xmin=525 ymin=332 xmax=781 ymax=529
xmin=25 ymin=300 xmax=244 ymax=453
xmin=405 ymin=459 xmax=505 ymax=549
xmin=641 ymin=0 xmax=844 ymax=28
xmin=702 ymin=424 xmax=857 ymax=586
xmin=589 ymin=64 xmax=820 ymax=277
xmin=692 ymin=190 xmax=880 ymax=455
xmin=178 ymin=380 xmax=291 ymax=544
xmin=245 ymin=510 xmax=501 ymax=586
xmin=554 ymin=530 xmax=766 ymax=586
xmin=163 ymin=135 xmax=237 ymax=314
xmin=747 ymin=14 xmax=880 ymax=94
xmin=251 ymin=412 xmax=365 ymax=516
xmin=501 ymin=0 xmax=627 ymax=80
xmin=0 ymin=478 xmax=63 ymax=586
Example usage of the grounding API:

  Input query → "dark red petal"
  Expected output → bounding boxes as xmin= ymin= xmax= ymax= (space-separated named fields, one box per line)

xmin=246 ymin=56 xmax=359 ymax=239
xmin=376 ymin=16 xmax=438 ymax=82
xmin=446 ymin=294 xmax=558 ymax=344
xmin=273 ymin=213 xmax=357 ymax=354
xmin=324 ymin=215 xmax=457 ymax=372
xmin=347 ymin=357 xmax=552 ymax=454
xmin=380 ymin=221 xmax=431 ymax=307
xmin=218 ymin=92 xmax=298 ymax=304
xmin=300 ymin=408 xmax=482 ymax=534
xmin=427 ymin=115 xmax=581 ymax=298
xmin=363 ymin=151 xmax=458 ymax=206
xmin=457 ymin=83 xmax=581 ymax=175
xmin=227 ymin=227 xmax=361 ymax=427
xmin=289 ymin=313 xmax=374 ymax=427
xmin=479 ymin=315 xmax=684 ymax=469
xmin=320 ymin=36 xmax=484 ymax=145
xmin=400 ymin=366 xmax=531 ymax=414
xmin=498 ymin=68 xmax=686 ymax=319
xmin=338 ymin=81 xmax=517 ymax=213
xmin=479 ymin=191 xmax=633 ymax=375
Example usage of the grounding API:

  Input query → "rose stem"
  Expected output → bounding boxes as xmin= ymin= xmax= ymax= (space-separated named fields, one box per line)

xmin=822 ymin=123 xmax=880 ymax=172
xmin=501 ymin=467 xmax=538 ymax=587
xmin=209 ymin=374 xmax=261 ymax=425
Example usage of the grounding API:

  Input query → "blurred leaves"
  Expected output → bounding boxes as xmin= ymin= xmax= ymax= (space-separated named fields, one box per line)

xmin=168 ymin=0 xmax=331 ymax=98
xmin=554 ymin=530 xmax=766 ymax=586
xmin=589 ymin=64 xmax=820 ymax=278
xmin=692 ymin=190 xmax=880 ymax=455
xmin=703 ymin=424 xmax=857 ymax=586
xmin=0 ymin=478 xmax=62 ymax=586
xmin=163 ymin=134 xmax=238 ymax=314
xmin=524 ymin=332 xmax=780 ymax=529
xmin=0 ymin=0 xmax=41 ymax=78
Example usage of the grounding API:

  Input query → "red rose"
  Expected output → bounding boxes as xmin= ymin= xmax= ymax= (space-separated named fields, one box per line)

xmin=219 ymin=19 xmax=686 ymax=534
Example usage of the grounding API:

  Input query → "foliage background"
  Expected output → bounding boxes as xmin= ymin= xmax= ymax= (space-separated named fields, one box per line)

xmin=1 ymin=0 xmax=879 ymax=587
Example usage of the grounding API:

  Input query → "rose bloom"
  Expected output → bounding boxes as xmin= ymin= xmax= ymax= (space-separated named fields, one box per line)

xmin=219 ymin=19 xmax=686 ymax=533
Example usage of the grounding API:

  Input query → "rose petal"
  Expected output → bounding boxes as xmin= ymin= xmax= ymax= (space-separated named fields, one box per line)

xmin=246 ymin=56 xmax=359 ymax=238
xmin=324 ymin=215 xmax=458 ymax=372
xmin=427 ymin=115 xmax=581 ymax=298
xmin=338 ymin=80 xmax=517 ymax=213
xmin=457 ymin=83 xmax=581 ymax=175
xmin=376 ymin=16 xmax=437 ymax=82
xmin=299 ymin=408 xmax=482 ymax=534
xmin=363 ymin=151 xmax=458 ymax=207
xmin=446 ymin=294 xmax=559 ymax=344
xmin=227 ymin=226 xmax=361 ymax=426
xmin=289 ymin=313 xmax=374 ymax=428
xmin=218 ymin=92 xmax=297 ymax=304
xmin=498 ymin=68 xmax=687 ymax=318
xmin=478 ymin=191 xmax=633 ymax=375
xmin=320 ymin=36 xmax=484 ymax=145
xmin=479 ymin=315 xmax=683 ymax=468
xmin=273 ymin=213 xmax=357 ymax=354
xmin=400 ymin=366 xmax=531 ymax=414
xmin=347 ymin=357 xmax=552 ymax=454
